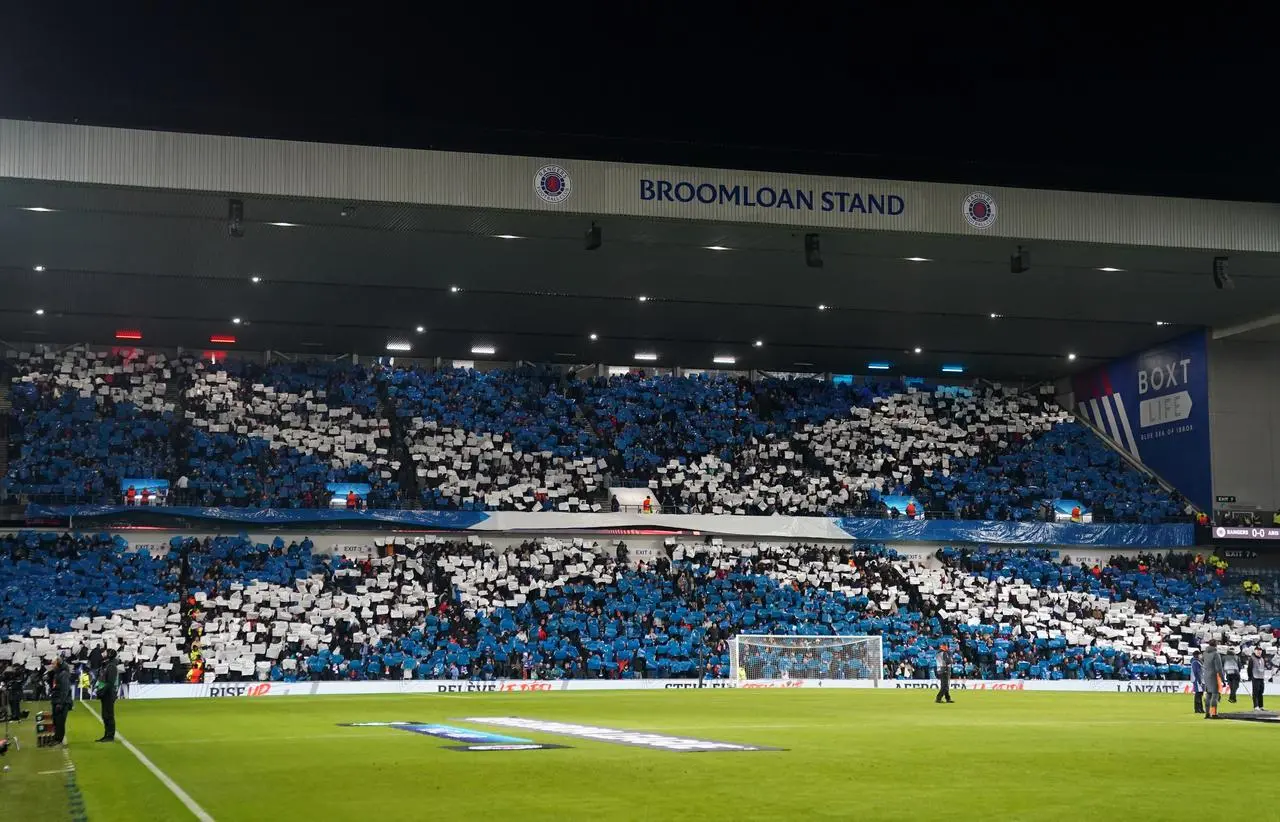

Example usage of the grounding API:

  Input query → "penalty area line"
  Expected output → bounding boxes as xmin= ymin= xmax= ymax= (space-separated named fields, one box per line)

xmin=81 ymin=700 xmax=215 ymax=822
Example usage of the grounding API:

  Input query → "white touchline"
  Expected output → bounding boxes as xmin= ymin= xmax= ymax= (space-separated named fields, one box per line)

xmin=81 ymin=701 xmax=215 ymax=822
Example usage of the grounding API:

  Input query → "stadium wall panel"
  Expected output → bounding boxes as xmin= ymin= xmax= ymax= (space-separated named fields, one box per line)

xmin=1208 ymin=337 xmax=1280 ymax=511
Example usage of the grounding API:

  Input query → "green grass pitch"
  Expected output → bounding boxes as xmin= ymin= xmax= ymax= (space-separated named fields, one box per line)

xmin=6 ymin=690 xmax=1279 ymax=821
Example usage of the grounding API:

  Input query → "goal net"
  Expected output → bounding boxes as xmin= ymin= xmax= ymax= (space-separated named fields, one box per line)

xmin=729 ymin=635 xmax=882 ymax=684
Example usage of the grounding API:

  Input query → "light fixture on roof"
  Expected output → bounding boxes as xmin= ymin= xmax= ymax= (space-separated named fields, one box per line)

xmin=637 ymin=295 xmax=649 ymax=302
xmin=450 ymin=285 xmax=461 ymax=293
xmin=913 ymin=347 xmax=923 ymax=354
xmin=1155 ymin=321 xmax=1168 ymax=326
xmin=990 ymin=312 xmax=1003 ymax=319
xmin=34 ymin=308 xmax=44 ymax=316
xmin=589 ymin=333 xmax=598 ymax=341
xmin=713 ymin=355 xmax=736 ymax=365
xmin=232 ymin=317 xmax=242 ymax=325
xmin=1067 ymin=353 xmax=1077 ymax=361
xmin=1098 ymin=267 xmax=1124 ymax=272
xmin=634 ymin=352 xmax=658 ymax=361
xmin=33 ymin=265 xmax=45 ymax=272
xmin=703 ymin=245 xmax=731 ymax=251
xmin=20 ymin=207 xmax=56 ymax=213
xmin=416 ymin=325 xmax=426 ymax=334
xmin=494 ymin=234 xmax=523 ymax=240
xmin=267 ymin=221 xmax=300 ymax=228
xmin=867 ymin=362 xmax=892 ymax=371
xmin=386 ymin=342 xmax=413 ymax=352
xmin=941 ymin=364 xmax=965 ymax=374
xmin=1010 ymin=245 xmax=1031 ymax=274
xmin=471 ymin=345 xmax=496 ymax=355
xmin=753 ymin=340 xmax=764 ymax=348
xmin=818 ymin=304 xmax=829 ymax=311
xmin=249 ymin=275 xmax=262 ymax=284
xmin=904 ymin=256 xmax=931 ymax=262
xmin=1213 ymin=256 xmax=1233 ymax=290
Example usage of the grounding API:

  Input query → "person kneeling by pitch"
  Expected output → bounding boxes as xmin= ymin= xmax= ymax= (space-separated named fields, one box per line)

xmin=96 ymin=649 xmax=119 ymax=743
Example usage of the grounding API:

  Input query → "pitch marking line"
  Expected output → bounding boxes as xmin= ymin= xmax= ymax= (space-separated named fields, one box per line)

xmin=82 ymin=701 xmax=215 ymax=822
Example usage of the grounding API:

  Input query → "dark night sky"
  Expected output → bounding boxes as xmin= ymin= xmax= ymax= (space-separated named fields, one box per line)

xmin=1 ymin=5 xmax=1275 ymax=200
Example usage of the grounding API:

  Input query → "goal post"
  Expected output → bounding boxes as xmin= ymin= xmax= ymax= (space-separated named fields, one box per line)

xmin=729 ymin=635 xmax=882 ymax=684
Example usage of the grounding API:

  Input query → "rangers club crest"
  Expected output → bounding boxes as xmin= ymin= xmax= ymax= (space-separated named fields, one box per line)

xmin=962 ymin=191 xmax=997 ymax=229
xmin=535 ymin=165 xmax=572 ymax=204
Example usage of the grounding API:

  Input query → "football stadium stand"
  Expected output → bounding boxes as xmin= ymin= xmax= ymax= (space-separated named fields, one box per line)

xmin=2 ymin=533 xmax=1273 ymax=685
xmin=3 ymin=354 xmax=1191 ymax=522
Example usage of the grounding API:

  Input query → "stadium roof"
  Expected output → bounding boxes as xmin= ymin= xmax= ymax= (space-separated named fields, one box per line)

xmin=2 ymin=119 xmax=1279 ymax=378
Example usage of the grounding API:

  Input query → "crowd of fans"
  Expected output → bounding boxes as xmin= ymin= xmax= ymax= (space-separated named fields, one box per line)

xmin=2 ymin=533 xmax=1273 ymax=686
xmin=3 ymin=351 xmax=1188 ymax=522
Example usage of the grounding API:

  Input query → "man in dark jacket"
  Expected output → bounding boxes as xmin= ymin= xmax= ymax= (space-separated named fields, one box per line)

xmin=935 ymin=643 xmax=954 ymax=704
xmin=97 ymin=649 xmax=119 ymax=742
xmin=1202 ymin=640 xmax=1224 ymax=720
xmin=50 ymin=658 xmax=72 ymax=745
xmin=1222 ymin=649 xmax=1242 ymax=703
xmin=1191 ymin=651 xmax=1204 ymax=714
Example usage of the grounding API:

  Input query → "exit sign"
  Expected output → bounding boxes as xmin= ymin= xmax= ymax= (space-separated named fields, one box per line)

xmin=1215 ymin=495 xmax=1237 ymax=504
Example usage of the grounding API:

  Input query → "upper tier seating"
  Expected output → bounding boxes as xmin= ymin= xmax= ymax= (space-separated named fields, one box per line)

xmin=181 ymin=361 xmax=399 ymax=508
xmin=383 ymin=367 xmax=604 ymax=510
xmin=4 ymin=354 xmax=1188 ymax=521
xmin=924 ymin=422 xmax=1186 ymax=523
xmin=5 ymin=347 xmax=188 ymax=502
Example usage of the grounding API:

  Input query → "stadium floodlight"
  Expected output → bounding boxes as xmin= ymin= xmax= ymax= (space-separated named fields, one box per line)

xmin=729 ymin=635 xmax=882 ymax=684
xmin=704 ymin=245 xmax=731 ymax=251
xmin=904 ymin=256 xmax=930 ymax=262
xmin=33 ymin=265 xmax=46 ymax=272
xmin=19 ymin=206 xmax=57 ymax=212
